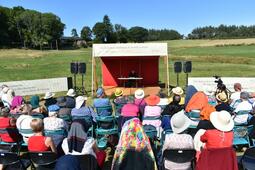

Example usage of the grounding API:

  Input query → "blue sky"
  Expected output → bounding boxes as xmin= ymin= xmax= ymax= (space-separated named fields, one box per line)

xmin=1 ymin=0 xmax=255 ymax=36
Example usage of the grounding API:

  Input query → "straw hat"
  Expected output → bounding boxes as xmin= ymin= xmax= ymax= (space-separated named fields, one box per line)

xmin=210 ymin=110 xmax=234 ymax=132
xmin=145 ymin=95 xmax=160 ymax=106
xmin=66 ymin=89 xmax=76 ymax=97
xmin=157 ymin=98 xmax=170 ymax=106
xmin=115 ymin=88 xmax=123 ymax=97
xmin=44 ymin=92 xmax=55 ymax=99
xmin=75 ymin=96 xmax=88 ymax=109
xmin=170 ymin=110 xmax=191 ymax=134
xmin=216 ymin=92 xmax=228 ymax=102
xmin=172 ymin=87 xmax=184 ymax=95
xmin=134 ymin=89 xmax=145 ymax=99
xmin=204 ymin=86 xmax=214 ymax=96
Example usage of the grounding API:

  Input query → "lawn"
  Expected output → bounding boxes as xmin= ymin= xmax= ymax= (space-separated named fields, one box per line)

xmin=1 ymin=38 xmax=255 ymax=96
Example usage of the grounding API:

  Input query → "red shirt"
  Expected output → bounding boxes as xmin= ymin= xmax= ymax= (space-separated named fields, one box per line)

xmin=28 ymin=136 xmax=50 ymax=152
xmin=121 ymin=103 xmax=139 ymax=117
xmin=200 ymin=129 xmax=233 ymax=148
xmin=0 ymin=117 xmax=18 ymax=143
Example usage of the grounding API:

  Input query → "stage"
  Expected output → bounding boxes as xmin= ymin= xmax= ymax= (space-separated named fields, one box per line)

xmin=103 ymin=86 xmax=161 ymax=96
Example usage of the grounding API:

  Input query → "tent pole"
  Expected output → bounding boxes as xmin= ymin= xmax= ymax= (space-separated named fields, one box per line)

xmin=166 ymin=55 xmax=170 ymax=96
xmin=91 ymin=53 xmax=94 ymax=97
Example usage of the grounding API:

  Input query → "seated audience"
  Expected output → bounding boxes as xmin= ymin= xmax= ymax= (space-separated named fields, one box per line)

xmin=162 ymin=110 xmax=194 ymax=170
xmin=0 ymin=107 xmax=21 ymax=143
xmin=44 ymin=91 xmax=57 ymax=109
xmin=16 ymin=104 xmax=34 ymax=143
xmin=143 ymin=95 xmax=162 ymax=128
xmin=157 ymin=93 xmax=170 ymax=109
xmin=215 ymin=92 xmax=232 ymax=112
xmin=172 ymin=87 xmax=184 ymax=97
xmin=10 ymin=96 xmax=24 ymax=114
xmin=134 ymin=89 xmax=146 ymax=116
xmin=230 ymin=83 xmax=242 ymax=108
xmin=71 ymin=96 xmax=97 ymax=123
xmin=62 ymin=119 xmax=105 ymax=169
xmin=184 ymin=85 xmax=198 ymax=107
xmin=1 ymin=87 xmax=14 ymax=108
xmin=57 ymin=96 xmax=72 ymax=116
xmin=113 ymin=88 xmax=128 ymax=104
xmin=93 ymin=87 xmax=110 ymax=107
xmin=204 ymin=86 xmax=217 ymax=106
xmin=55 ymin=155 xmax=81 ymax=170
xmin=233 ymin=91 xmax=253 ymax=124
xmin=30 ymin=95 xmax=46 ymax=114
xmin=28 ymin=118 xmax=56 ymax=152
xmin=66 ymin=89 xmax=76 ymax=108
xmin=112 ymin=118 xmax=157 ymax=170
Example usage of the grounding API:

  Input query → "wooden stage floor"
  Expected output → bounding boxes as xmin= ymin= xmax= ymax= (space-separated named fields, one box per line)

xmin=103 ymin=86 xmax=161 ymax=96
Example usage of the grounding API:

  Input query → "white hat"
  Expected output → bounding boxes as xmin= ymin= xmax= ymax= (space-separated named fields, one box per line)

xmin=2 ymin=87 xmax=9 ymax=93
xmin=172 ymin=87 xmax=184 ymax=95
xmin=67 ymin=89 xmax=76 ymax=97
xmin=44 ymin=92 xmax=55 ymax=99
xmin=157 ymin=98 xmax=170 ymax=106
xmin=210 ymin=110 xmax=234 ymax=132
xmin=134 ymin=89 xmax=145 ymax=99
xmin=170 ymin=110 xmax=191 ymax=134
xmin=204 ymin=86 xmax=214 ymax=96
xmin=75 ymin=96 xmax=88 ymax=109
xmin=48 ymin=111 xmax=58 ymax=117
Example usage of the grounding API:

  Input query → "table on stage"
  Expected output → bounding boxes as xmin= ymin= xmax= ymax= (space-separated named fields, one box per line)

xmin=118 ymin=77 xmax=143 ymax=87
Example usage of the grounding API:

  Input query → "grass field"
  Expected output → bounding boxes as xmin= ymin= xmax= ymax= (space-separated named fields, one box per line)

xmin=1 ymin=38 xmax=255 ymax=96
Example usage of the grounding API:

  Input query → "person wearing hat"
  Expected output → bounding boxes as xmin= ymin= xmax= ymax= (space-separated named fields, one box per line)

xmin=134 ymin=89 xmax=146 ymax=117
xmin=113 ymin=88 xmax=128 ymax=105
xmin=120 ymin=96 xmax=139 ymax=118
xmin=93 ymin=87 xmax=110 ymax=108
xmin=215 ymin=92 xmax=232 ymax=112
xmin=200 ymin=110 xmax=234 ymax=148
xmin=172 ymin=87 xmax=184 ymax=96
xmin=71 ymin=96 xmax=97 ymax=123
xmin=56 ymin=96 xmax=72 ymax=116
xmin=66 ymin=89 xmax=76 ymax=108
xmin=233 ymin=91 xmax=253 ymax=124
xmin=1 ymin=87 xmax=15 ymax=108
xmin=44 ymin=92 xmax=57 ymax=109
xmin=162 ymin=110 xmax=194 ymax=170
xmin=30 ymin=95 xmax=46 ymax=115
xmin=143 ymin=95 xmax=162 ymax=128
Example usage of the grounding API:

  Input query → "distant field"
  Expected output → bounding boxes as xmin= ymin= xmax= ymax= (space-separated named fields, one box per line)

xmin=1 ymin=38 xmax=255 ymax=95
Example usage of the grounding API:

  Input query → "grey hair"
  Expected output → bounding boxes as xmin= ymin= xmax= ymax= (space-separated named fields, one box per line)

xmin=240 ymin=92 xmax=249 ymax=100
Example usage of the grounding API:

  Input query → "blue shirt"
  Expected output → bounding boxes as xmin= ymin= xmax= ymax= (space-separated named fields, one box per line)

xmin=71 ymin=106 xmax=97 ymax=122
xmin=93 ymin=98 xmax=110 ymax=107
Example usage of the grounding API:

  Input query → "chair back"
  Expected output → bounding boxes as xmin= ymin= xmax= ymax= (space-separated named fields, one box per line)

xmin=163 ymin=149 xmax=196 ymax=163
xmin=44 ymin=129 xmax=67 ymax=136
xmin=29 ymin=151 xmax=57 ymax=166
xmin=188 ymin=110 xmax=200 ymax=121
xmin=233 ymin=125 xmax=250 ymax=146
xmin=58 ymin=114 xmax=72 ymax=122
xmin=236 ymin=111 xmax=250 ymax=115
xmin=19 ymin=128 xmax=33 ymax=134
xmin=114 ymin=103 xmax=124 ymax=117
xmin=242 ymin=147 xmax=255 ymax=170
xmin=95 ymin=105 xmax=113 ymax=116
xmin=31 ymin=113 xmax=44 ymax=119
xmin=72 ymin=115 xmax=93 ymax=127
xmin=0 ymin=152 xmax=19 ymax=165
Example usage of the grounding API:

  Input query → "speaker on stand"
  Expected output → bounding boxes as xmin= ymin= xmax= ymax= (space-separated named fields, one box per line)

xmin=183 ymin=61 xmax=192 ymax=88
xmin=78 ymin=62 xmax=87 ymax=95
xmin=174 ymin=61 xmax=182 ymax=86
xmin=70 ymin=62 xmax=87 ymax=95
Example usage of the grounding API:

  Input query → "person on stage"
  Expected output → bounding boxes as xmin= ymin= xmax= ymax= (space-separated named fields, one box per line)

xmin=128 ymin=70 xmax=138 ymax=87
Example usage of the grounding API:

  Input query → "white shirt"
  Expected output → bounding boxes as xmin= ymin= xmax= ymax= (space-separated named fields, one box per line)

xmin=230 ymin=92 xmax=241 ymax=107
xmin=43 ymin=117 xmax=68 ymax=131
xmin=234 ymin=100 xmax=252 ymax=124
xmin=61 ymin=137 xmax=96 ymax=157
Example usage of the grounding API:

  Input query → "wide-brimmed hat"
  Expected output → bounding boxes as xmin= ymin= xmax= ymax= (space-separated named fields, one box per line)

xmin=210 ymin=110 xmax=234 ymax=132
xmin=157 ymin=98 xmax=170 ymax=106
xmin=172 ymin=87 xmax=184 ymax=95
xmin=96 ymin=87 xmax=104 ymax=97
xmin=57 ymin=97 xmax=67 ymax=107
xmin=170 ymin=110 xmax=191 ymax=134
xmin=75 ymin=96 xmax=88 ymax=109
xmin=2 ymin=87 xmax=9 ymax=93
xmin=115 ymin=88 xmax=123 ymax=97
xmin=67 ymin=89 xmax=76 ymax=97
xmin=48 ymin=104 xmax=60 ymax=112
xmin=145 ymin=95 xmax=160 ymax=106
xmin=134 ymin=89 xmax=145 ymax=99
xmin=204 ymin=86 xmax=214 ymax=96
xmin=44 ymin=92 xmax=55 ymax=99
xmin=216 ymin=92 xmax=228 ymax=102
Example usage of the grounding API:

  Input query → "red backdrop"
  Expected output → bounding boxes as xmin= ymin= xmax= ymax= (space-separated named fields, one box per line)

xmin=101 ymin=56 xmax=159 ymax=86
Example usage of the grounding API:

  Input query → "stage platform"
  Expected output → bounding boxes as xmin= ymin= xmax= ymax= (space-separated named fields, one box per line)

xmin=103 ymin=86 xmax=161 ymax=96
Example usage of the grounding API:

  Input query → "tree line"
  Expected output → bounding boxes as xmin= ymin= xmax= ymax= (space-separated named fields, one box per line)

xmin=0 ymin=6 xmax=65 ymax=49
xmin=188 ymin=24 xmax=255 ymax=39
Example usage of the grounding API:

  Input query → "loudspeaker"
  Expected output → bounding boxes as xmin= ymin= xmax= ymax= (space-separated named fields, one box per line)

xmin=174 ymin=61 xmax=182 ymax=73
xmin=183 ymin=61 xmax=192 ymax=73
xmin=70 ymin=62 xmax=78 ymax=74
xmin=78 ymin=62 xmax=86 ymax=74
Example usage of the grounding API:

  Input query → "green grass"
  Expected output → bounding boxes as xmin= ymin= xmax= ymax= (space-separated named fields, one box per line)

xmin=1 ymin=38 xmax=255 ymax=96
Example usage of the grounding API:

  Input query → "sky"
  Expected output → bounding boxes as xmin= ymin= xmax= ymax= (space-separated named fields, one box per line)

xmin=1 ymin=0 xmax=255 ymax=36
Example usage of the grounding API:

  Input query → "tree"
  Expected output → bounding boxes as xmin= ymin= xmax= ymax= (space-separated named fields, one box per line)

xmin=71 ymin=28 xmax=78 ymax=37
xmin=128 ymin=26 xmax=148 ymax=42
xmin=81 ymin=26 xmax=92 ymax=41
xmin=115 ymin=24 xmax=129 ymax=43
xmin=0 ymin=6 xmax=10 ymax=46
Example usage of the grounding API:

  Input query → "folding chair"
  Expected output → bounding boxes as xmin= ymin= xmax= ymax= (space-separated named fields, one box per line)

xmin=114 ymin=103 xmax=125 ymax=117
xmin=95 ymin=105 xmax=113 ymax=116
xmin=72 ymin=115 xmax=94 ymax=137
xmin=0 ymin=128 xmax=23 ymax=154
xmin=0 ymin=152 xmax=31 ymax=170
xmin=162 ymin=149 xmax=196 ymax=170
xmin=233 ymin=125 xmax=251 ymax=147
xmin=31 ymin=114 xmax=44 ymax=119
xmin=58 ymin=114 xmax=72 ymax=122
xmin=241 ymin=146 xmax=255 ymax=170
xmin=29 ymin=151 xmax=57 ymax=170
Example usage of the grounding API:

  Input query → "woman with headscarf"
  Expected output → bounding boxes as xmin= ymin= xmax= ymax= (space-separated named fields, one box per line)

xmin=30 ymin=95 xmax=46 ymax=114
xmin=61 ymin=119 xmax=105 ymax=169
xmin=112 ymin=118 xmax=157 ymax=170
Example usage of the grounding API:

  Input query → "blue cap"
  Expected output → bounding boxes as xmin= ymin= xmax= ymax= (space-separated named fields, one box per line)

xmin=48 ymin=104 xmax=60 ymax=112
xmin=96 ymin=87 xmax=104 ymax=97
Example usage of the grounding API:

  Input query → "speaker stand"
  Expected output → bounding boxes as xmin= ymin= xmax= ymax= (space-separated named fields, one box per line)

xmin=176 ymin=73 xmax=180 ymax=86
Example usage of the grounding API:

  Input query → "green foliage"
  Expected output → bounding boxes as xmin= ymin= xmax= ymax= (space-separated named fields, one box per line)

xmin=128 ymin=26 xmax=148 ymax=42
xmin=148 ymin=29 xmax=182 ymax=41
xmin=81 ymin=26 xmax=92 ymax=41
xmin=71 ymin=28 xmax=78 ymax=37
xmin=114 ymin=24 xmax=129 ymax=43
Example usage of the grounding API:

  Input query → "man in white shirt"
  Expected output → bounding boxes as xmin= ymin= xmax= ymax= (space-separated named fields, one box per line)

xmin=234 ymin=92 xmax=252 ymax=124
xmin=230 ymin=83 xmax=242 ymax=108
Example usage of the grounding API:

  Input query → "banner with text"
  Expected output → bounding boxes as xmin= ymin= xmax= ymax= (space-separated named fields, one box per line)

xmin=0 ymin=77 xmax=72 ymax=96
xmin=188 ymin=77 xmax=255 ymax=92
